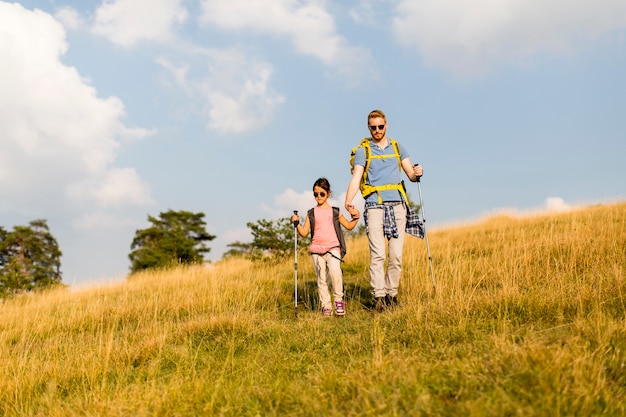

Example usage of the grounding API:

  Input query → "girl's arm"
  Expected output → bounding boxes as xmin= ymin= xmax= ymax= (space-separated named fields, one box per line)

xmin=339 ymin=210 xmax=360 ymax=231
xmin=290 ymin=212 xmax=311 ymax=237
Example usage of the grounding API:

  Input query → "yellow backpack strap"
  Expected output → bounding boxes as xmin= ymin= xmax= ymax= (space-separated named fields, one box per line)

xmin=361 ymin=138 xmax=371 ymax=169
xmin=360 ymin=138 xmax=371 ymax=194
xmin=365 ymin=184 xmax=409 ymax=204
xmin=390 ymin=138 xmax=402 ymax=169
xmin=389 ymin=138 xmax=407 ymax=203
xmin=367 ymin=138 xmax=402 ymax=165
xmin=362 ymin=138 xmax=408 ymax=204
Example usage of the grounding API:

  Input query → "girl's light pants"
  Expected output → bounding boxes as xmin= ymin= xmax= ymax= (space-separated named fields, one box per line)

xmin=311 ymin=249 xmax=343 ymax=310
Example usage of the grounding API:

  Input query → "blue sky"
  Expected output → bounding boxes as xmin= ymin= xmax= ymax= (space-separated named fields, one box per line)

xmin=1 ymin=0 xmax=625 ymax=287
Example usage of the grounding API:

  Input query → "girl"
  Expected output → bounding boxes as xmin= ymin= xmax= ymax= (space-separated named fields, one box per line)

xmin=291 ymin=178 xmax=360 ymax=316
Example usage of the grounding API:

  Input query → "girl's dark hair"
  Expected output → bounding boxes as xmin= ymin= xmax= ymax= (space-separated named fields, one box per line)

xmin=313 ymin=177 xmax=331 ymax=195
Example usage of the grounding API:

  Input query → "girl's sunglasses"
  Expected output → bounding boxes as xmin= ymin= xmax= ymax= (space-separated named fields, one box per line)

xmin=313 ymin=192 xmax=327 ymax=198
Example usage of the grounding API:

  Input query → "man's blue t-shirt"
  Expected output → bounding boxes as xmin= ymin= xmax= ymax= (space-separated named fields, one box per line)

xmin=353 ymin=138 xmax=409 ymax=203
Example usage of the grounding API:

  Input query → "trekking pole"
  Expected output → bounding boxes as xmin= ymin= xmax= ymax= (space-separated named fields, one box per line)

xmin=292 ymin=210 xmax=299 ymax=317
xmin=415 ymin=165 xmax=436 ymax=294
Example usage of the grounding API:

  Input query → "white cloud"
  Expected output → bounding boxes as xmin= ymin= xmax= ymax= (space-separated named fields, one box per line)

xmin=92 ymin=0 xmax=188 ymax=47
xmin=54 ymin=6 xmax=85 ymax=31
xmin=391 ymin=0 xmax=626 ymax=76
xmin=487 ymin=197 xmax=574 ymax=219
xmin=204 ymin=59 xmax=285 ymax=133
xmin=158 ymin=49 xmax=285 ymax=134
xmin=220 ymin=227 xmax=252 ymax=245
xmin=545 ymin=197 xmax=571 ymax=212
xmin=348 ymin=0 xmax=377 ymax=26
xmin=0 ymin=2 xmax=154 ymax=213
xmin=67 ymin=168 xmax=155 ymax=208
xmin=260 ymin=188 xmax=313 ymax=219
xmin=198 ymin=0 xmax=373 ymax=80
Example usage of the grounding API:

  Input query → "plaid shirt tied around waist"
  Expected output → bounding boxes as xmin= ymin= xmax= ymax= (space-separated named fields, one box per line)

xmin=364 ymin=202 xmax=424 ymax=240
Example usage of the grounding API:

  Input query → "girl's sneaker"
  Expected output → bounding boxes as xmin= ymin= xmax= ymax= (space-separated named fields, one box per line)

xmin=322 ymin=308 xmax=333 ymax=317
xmin=334 ymin=301 xmax=346 ymax=316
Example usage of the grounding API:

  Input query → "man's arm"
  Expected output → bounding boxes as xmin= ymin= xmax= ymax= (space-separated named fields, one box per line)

xmin=401 ymin=158 xmax=422 ymax=182
xmin=345 ymin=165 xmax=364 ymax=211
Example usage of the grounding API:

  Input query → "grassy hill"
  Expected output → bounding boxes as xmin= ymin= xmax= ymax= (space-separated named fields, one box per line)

xmin=1 ymin=202 xmax=624 ymax=416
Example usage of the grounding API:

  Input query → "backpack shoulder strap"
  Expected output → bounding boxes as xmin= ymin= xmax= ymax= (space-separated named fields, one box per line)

xmin=389 ymin=138 xmax=402 ymax=169
xmin=332 ymin=207 xmax=347 ymax=259
xmin=351 ymin=138 xmax=371 ymax=168
xmin=307 ymin=208 xmax=315 ymax=239
xmin=361 ymin=138 xmax=372 ymax=174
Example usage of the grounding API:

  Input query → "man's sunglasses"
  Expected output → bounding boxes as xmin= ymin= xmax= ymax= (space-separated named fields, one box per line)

xmin=369 ymin=124 xmax=385 ymax=131
xmin=313 ymin=192 xmax=327 ymax=198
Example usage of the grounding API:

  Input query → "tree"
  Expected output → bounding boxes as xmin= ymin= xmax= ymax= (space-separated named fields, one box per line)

xmin=129 ymin=210 xmax=216 ymax=273
xmin=243 ymin=217 xmax=310 ymax=260
xmin=0 ymin=226 xmax=8 ymax=269
xmin=0 ymin=219 xmax=63 ymax=296
xmin=223 ymin=241 xmax=253 ymax=259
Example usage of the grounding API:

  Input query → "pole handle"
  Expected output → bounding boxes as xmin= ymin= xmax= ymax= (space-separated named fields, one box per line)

xmin=292 ymin=210 xmax=299 ymax=227
xmin=413 ymin=163 xmax=422 ymax=183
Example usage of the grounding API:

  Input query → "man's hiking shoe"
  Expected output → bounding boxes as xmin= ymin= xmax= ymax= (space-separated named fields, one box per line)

xmin=385 ymin=295 xmax=398 ymax=308
xmin=374 ymin=297 xmax=387 ymax=312
xmin=334 ymin=301 xmax=346 ymax=316
xmin=322 ymin=308 xmax=333 ymax=317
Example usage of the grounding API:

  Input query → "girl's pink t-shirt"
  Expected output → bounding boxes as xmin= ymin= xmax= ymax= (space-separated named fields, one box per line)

xmin=309 ymin=207 xmax=340 ymax=254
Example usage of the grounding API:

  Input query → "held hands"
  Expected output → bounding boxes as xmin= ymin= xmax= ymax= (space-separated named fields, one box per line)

xmin=346 ymin=205 xmax=360 ymax=220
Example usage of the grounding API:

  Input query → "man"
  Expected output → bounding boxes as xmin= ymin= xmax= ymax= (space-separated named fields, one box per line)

xmin=345 ymin=109 xmax=423 ymax=311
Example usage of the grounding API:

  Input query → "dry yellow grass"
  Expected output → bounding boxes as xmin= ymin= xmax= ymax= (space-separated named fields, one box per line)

xmin=0 ymin=202 xmax=624 ymax=416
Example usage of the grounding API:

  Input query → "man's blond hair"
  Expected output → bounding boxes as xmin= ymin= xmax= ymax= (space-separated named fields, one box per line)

xmin=368 ymin=109 xmax=387 ymax=123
